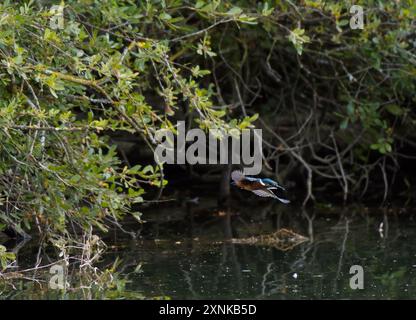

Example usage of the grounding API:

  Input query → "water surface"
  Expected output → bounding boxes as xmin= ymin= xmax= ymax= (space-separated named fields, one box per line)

xmin=2 ymin=200 xmax=416 ymax=299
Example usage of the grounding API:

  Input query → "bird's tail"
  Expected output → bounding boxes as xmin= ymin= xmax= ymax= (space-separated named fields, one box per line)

xmin=275 ymin=196 xmax=290 ymax=204
xmin=268 ymin=187 xmax=290 ymax=204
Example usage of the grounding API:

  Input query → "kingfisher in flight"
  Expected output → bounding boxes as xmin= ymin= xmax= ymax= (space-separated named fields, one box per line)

xmin=231 ymin=170 xmax=290 ymax=204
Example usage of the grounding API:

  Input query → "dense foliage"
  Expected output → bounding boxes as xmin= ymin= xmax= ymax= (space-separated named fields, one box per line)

xmin=0 ymin=0 xmax=415 ymax=245
xmin=0 ymin=0 xmax=253 ymax=240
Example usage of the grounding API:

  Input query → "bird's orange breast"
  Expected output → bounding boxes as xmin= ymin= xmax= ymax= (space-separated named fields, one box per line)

xmin=237 ymin=180 xmax=265 ymax=191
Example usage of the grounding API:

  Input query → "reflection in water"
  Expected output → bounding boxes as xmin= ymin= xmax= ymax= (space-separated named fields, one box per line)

xmin=107 ymin=202 xmax=416 ymax=299
xmin=1 ymin=199 xmax=416 ymax=299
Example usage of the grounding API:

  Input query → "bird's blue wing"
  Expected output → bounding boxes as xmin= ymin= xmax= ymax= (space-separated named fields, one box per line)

xmin=261 ymin=178 xmax=286 ymax=191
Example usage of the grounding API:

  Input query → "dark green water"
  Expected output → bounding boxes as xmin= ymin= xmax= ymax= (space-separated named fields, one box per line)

xmin=1 ymin=200 xmax=416 ymax=299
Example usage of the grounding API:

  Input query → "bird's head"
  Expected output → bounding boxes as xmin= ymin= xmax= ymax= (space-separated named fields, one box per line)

xmin=231 ymin=170 xmax=244 ymax=185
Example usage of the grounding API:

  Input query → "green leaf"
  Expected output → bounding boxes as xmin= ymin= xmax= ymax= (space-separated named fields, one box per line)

xmin=142 ymin=165 xmax=154 ymax=174
xmin=249 ymin=113 xmax=259 ymax=122
xmin=70 ymin=175 xmax=81 ymax=183
xmin=0 ymin=245 xmax=15 ymax=270
xmin=238 ymin=14 xmax=257 ymax=25
xmin=43 ymin=28 xmax=61 ymax=43
xmin=347 ymin=101 xmax=354 ymax=115
xmin=131 ymin=211 xmax=142 ymax=222
xmin=288 ymin=28 xmax=310 ymax=55
xmin=227 ymin=7 xmax=243 ymax=16
xmin=159 ymin=12 xmax=172 ymax=21
xmin=370 ymin=144 xmax=379 ymax=150
xmin=195 ymin=0 xmax=205 ymax=9
xmin=262 ymin=3 xmax=274 ymax=16
xmin=338 ymin=19 xmax=349 ymax=26
xmin=385 ymin=104 xmax=403 ymax=116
